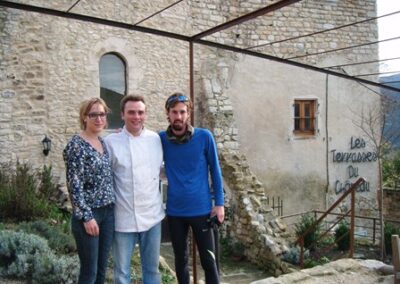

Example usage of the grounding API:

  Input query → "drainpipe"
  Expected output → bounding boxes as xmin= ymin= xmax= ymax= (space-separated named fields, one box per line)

xmin=325 ymin=74 xmax=330 ymax=210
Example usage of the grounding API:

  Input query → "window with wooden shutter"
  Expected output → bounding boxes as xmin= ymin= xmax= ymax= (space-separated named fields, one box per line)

xmin=294 ymin=100 xmax=317 ymax=135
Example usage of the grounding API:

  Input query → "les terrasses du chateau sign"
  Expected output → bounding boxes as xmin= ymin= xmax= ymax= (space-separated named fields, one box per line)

xmin=331 ymin=136 xmax=377 ymax=195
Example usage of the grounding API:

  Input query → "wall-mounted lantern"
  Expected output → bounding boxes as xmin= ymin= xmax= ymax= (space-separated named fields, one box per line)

xmin=42 ymin=135 xmax=52 ymax=156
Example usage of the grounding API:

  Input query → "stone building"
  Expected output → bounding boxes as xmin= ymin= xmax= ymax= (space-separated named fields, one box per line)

xmin=0 ymin=0 xmax=383 ymax=274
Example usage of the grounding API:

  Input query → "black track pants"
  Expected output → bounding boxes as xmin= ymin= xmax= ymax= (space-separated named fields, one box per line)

xmin=168 ymin=215 xmax=219 ymax=284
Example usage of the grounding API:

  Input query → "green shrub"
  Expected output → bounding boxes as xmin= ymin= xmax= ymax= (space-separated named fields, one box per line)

xmin=295 ymin=213 xmax=321 ymax=251
xmin=220 ymin=236 xmax=234 ymax=258
xmin=282 ymin=246 xmax=309 ymax=265
xmin=0 ymin=162 xmax=62 ymax=222
xmin=383 ymin=151 xmax=400 ymax=189
xmin=303 ymin=255 xmax=330 ymax=268
xmin=0 ymin=230 xmax=79 ymax=283
xmin=161 ymin=273 xmax=176 ymax=284
xmin=384 ymin=222 xmax=400 ymax=255
xmin=17 ymin=220 xmax=76 ymax=254
xmin=123 ymin=244 xmax=177 ymax=284
xmin=220 ymin=236 xmax=245 ymax=259
xmin=318 ymin=234 xmax=335 ymax=248
xmin=38 ymin=165 xmax=58 ymax=201
xmin=335 ymin=221 xmax=350 ymax=251
xmin=0 ymin=163 xmax=43 ymax=221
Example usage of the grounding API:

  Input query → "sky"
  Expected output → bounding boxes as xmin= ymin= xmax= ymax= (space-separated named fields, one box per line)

xmin=377 ymin=0 xmax=400 ymax=73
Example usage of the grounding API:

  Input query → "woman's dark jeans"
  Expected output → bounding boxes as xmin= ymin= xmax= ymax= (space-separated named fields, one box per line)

xmin=71 ymin=204 xmax=115 ymax=284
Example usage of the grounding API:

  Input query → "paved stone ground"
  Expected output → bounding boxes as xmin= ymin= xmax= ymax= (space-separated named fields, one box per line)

xmin=0 ymin=244 xmax=393 ymax=284
xmin=160 ymin=242 xmax=271 ymax=284
xmin=160 ymin=243 xmax=395 ymax=284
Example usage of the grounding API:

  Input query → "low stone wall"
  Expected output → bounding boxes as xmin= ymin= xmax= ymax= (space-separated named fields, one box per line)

xmin=219 ymin=150 xmax=291 ymax=275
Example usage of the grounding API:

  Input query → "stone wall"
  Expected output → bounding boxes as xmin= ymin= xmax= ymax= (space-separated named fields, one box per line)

xmin=220 ymin=151 xmax=291 ymax=275
xmin=0 ymin=5 xmax=189 ymax=181
xmin=383 ymin=189 xmax=400 ymax=220
xmin=190 ymin=0 xmax=377 ymax=68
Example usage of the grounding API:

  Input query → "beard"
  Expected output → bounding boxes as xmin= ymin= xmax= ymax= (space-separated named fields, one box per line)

xmin=171 ymin=120 xmax=185 ymax=131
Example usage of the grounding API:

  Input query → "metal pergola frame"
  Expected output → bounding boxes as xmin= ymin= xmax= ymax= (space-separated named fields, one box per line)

xmin=1 ymin=0 xmax=400 ymax=95
xmin=1 ymin=1 xmax=399 ymax=282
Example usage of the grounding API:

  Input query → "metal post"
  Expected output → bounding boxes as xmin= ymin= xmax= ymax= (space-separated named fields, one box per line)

xmin=189 ymin=41 xmax=194 ymax=125
xmin=392 ymin=235 xmax=400 ymax=284
xmin=192 ymin=229 xmax=197 ymax=284
xmin=272 ymin=197 xmax=275 ymax=211
xmin=373 ymin=218 xmax=376 ymax=244
xmin=188 ymin=41 xmax=197 ymax=284
xmin=349 ymin=188 xmax=355 ymax=258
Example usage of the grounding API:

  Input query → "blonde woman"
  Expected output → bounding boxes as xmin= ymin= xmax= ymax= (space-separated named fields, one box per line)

xmin=63 ymin=97 xmax=115 ymax=284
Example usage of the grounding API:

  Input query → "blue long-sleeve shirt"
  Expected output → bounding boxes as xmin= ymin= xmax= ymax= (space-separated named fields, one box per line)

xmin=159 ymin=128 xmax=224 ymax=217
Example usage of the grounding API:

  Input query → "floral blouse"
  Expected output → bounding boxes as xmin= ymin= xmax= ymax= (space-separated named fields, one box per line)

xmin=63 ymin=135 xmax=115 ymax=222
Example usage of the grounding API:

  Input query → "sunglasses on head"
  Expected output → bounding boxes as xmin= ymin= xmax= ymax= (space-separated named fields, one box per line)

xmin=165 ymin=94 xmax=189 ymax=109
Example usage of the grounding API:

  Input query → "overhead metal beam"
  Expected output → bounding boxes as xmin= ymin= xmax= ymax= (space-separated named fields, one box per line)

xmin=0 ymin=0 xmax=190 ymax=42
xmin=1 ymin=0 xmax=399 ymax=93
xmin=193 ymin=38 xmax=400 ymax=93
xmin=190 ymin=0 xmax=302 ymax=40
xmin=353 ymin=70 xmax=400 ymax=78
xmin=66 ymin=0 xmax=81 ymax=13
xmin=323 ymin=56 xmax=400 ymax=69
xmin=287 ymin=36 xmax=400 ymax=60
xmin=381 ymin=80 xmax=400 ymax=85
xmin=248 ymin=10 xmax=400 ymax=50
xmin=134 ymin=0 xmax=184 ymax=26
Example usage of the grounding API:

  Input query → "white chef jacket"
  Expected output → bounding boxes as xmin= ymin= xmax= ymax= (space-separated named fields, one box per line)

xmin=104 ymin=127 xmax=165 ymax=232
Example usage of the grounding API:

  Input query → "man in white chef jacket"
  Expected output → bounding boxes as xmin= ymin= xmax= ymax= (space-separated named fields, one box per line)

xmin=105 ymin=94 xmax=164 ymax=284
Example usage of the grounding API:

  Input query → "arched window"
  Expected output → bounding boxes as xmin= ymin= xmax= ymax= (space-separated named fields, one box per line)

xmin=100 ymin=53 xmax=126 ymax=129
